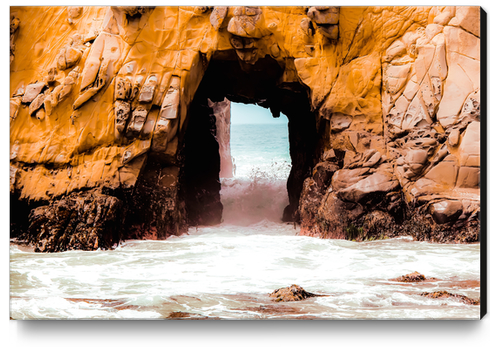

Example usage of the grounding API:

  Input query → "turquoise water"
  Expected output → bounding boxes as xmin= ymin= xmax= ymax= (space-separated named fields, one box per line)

xmin=230 ymin=122 xmax=291 ymax=179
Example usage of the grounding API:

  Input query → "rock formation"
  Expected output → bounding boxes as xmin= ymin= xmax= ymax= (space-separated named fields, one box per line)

xmin=390 ymin=271 xmax=438 ymax=283
xmin=420 ymin=291 xmax=480 ymax=305
xmin=10 ymin=6 xmax=481 ymax=251
xmin=269 ymin=284 xmax=319 ymax=302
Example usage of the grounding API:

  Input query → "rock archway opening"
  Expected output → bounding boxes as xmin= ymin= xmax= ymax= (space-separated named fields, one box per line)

xmin=218 ymin=102 xmax=291 ymax=226
xmin=182 ymin=54 xmax=318 ymax=227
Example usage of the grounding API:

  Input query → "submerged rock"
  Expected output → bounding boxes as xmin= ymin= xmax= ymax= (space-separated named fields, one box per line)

xmin=390 ymin=271 xmax=438 ymax=282
xmin=420 ymin=291 xmax=480 ymax=305
xmin=269 ymin=284 xmax=318 ymax=302
xmin=166 ymin=312 xmax=219 ymax=320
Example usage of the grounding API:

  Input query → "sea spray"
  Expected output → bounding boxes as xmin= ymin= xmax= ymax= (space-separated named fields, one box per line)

xmin=221 ymin=161 xmax=291 ymax=225
xmin=219 ymin=115 xmax=292 ymax=225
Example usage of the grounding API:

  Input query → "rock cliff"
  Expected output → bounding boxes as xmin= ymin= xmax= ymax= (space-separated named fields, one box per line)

xmin=10 ymin=6 xmax=481 ymax=251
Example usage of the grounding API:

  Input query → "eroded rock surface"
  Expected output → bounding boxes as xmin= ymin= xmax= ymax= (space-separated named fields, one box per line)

xmin=10 ymin=6 xmax=480 ymax=251
xmin=298 ymin=6 xmax=480 ymax=243
xmin=26 ymin=190 xmax=122 ymax=252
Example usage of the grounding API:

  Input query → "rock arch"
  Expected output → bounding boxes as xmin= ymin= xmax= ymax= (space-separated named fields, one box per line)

xmin=10 ymin=6 xmax=481 ymax=251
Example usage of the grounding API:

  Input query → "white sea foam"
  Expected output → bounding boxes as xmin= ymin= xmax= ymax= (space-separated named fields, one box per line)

xmin=10 ymin=231 xmax=480 ymax=320
xmin=9 ymin=122 xmax=480 ymax=320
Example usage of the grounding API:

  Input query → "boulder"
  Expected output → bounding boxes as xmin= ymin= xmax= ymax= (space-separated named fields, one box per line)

xmin=337 ymin=171 xmax=399 ymax=203
xmin=331 ymin=168 xmax=370 ymax=191
xmin=390 ymin=271 xmax=437 ymax=282
xmin=430 ymin=200 xmax=463 ymax=224
xmin=420 ymin=291 xmax=479 ymax=305
xmin=269 ymin=285 xmax=318 ymax=302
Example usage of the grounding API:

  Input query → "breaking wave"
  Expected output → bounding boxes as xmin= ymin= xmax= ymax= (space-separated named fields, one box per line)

xmin=220 ymin=160 xmax=291 ymax=225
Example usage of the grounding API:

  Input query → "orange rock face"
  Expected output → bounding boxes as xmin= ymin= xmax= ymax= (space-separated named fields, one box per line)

xmin=10 ymin=6 xmax=481 ymax=250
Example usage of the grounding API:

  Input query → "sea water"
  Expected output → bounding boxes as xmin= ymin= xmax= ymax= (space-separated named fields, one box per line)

xmin=9 ymin=120 xmax=480 ymax=320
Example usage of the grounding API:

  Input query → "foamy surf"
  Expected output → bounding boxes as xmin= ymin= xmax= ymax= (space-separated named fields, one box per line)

xmin=10 ymin=227 xmax=480 ymax=320
xmin=9 ymin=121 xmax=480 ymax=320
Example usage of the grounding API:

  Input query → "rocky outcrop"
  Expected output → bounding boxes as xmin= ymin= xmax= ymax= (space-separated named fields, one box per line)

xmin=298 ymin=6 xmax=481 ymax=242
xmin=10 ymin=6 xmax=480 ymax=251
xmin=269 ymin=284 xmax=319 ymax=302
xmin=390 ymin=271 xmax=438 ymax=282
xmin=420 ymin=291 xmax=480 ymax=305
xmin=26 ymin=190 xmax=123 ymax=252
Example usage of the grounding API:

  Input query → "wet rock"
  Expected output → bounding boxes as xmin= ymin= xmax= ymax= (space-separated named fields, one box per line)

xmin=166 ymin=312 xmax=218 ymax=320
xmin=390 ymin=271 xmax=438 ymax=282
xmin=269 ymin=285 xmax=318 ymax=302
xmin=420 ymin=291 xmax=480 ymax=305
xmin=27 ymin=190 xmax=123 ymax=252
xmin=360 ymin=210 xmax=398 ymax=239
